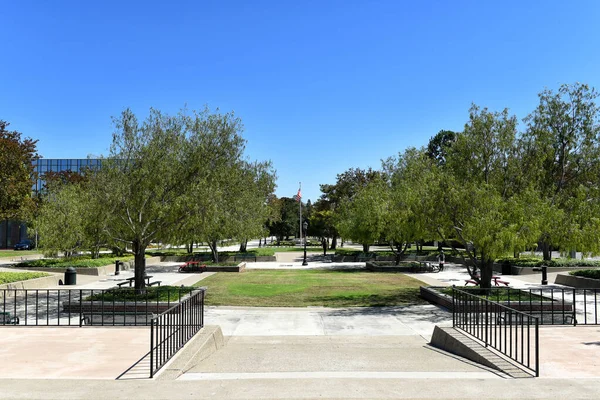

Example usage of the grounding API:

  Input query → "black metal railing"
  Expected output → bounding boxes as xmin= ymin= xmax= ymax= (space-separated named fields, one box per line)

xmin=0 ymin=288 xmax=195 ymax=327
xmin=453 ymin=287 xmax=539 ymax=377
xmin=149 ymin=288 xmax=205 ymax=378
xmin=437 ymin=286 xmax=600 ymax=326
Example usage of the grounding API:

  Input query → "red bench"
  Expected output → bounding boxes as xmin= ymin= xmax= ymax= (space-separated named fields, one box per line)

xmin=465 ymin=275 xmax=510 ymax=286
xmin=178 ymin=261 xmax=207 ymax=273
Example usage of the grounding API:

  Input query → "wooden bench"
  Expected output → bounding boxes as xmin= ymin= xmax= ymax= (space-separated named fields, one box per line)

xmin=178 ymin=261 xmax=207 ymax=273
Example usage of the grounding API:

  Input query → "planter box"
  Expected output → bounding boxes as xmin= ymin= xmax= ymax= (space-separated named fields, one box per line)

xmin=419 ymin=286 xmax=573 ymax=313
xmin=555 ymin=274 xmax=600 ymax=289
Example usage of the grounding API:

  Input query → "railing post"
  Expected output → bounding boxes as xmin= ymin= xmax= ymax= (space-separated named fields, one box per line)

xmin=150 ymin=318 xmax=155 ymax=378
xmin=452 ymin=286 xmax=456 ymax=327
xmin=485 ymin=297 xmax=488 ymax=347
xmin=572 ymin=289 xmax=577 ymax=326
xmin=535 ymin=317 xmax=539 ymax=377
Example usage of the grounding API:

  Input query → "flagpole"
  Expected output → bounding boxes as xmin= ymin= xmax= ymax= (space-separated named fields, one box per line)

xmin=299 ymin=182 xmax=302 ymax=241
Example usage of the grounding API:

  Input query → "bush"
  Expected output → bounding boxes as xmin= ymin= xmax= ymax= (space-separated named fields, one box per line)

xmin=569 ymin=269 xmax=600 ymax=279
xmin=16 ymin=255 xmax=135 ymax=268
xmin=497 ymin=257 xmax=600 ymax=268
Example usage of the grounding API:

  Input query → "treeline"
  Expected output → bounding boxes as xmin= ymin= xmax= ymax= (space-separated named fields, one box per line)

xmin=308 ymin=83 xmax=600 ymax=288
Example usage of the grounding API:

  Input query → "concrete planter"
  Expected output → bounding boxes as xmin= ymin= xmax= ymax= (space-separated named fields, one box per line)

xmin=555 ymin=274 xmax=600 ymax=289
xmin=419 ymin=286 xmax=573 ymax=313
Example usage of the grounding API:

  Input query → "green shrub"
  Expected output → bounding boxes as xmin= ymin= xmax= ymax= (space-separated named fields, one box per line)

xmin=86 ymin=286 xmax=195 ymax=302
xmin=0 ymin=272 xmax=50 ymax=284
xmin=569 ymin=269 xmax=600 ymax=279
xmin=497 ymin=257 xmax=600 ymax=268
xmin=16 ymin=255 xmax=135 ymax=269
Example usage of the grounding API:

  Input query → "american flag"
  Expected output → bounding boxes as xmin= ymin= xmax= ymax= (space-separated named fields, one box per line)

xmin=293 ymin=188 xmax=302 ymax=202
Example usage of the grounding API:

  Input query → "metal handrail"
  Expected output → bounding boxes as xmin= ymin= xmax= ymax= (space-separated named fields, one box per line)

xmin=452 ymin=286 xmax=539 ymax=377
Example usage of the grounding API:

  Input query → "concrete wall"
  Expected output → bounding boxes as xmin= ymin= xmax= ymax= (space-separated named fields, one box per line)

xmin=555 ymin=273 xmax=600 ymax=289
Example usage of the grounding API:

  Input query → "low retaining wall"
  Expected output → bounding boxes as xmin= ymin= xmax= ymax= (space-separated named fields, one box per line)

xmin=9 ymin=256 xmax=162 ymax=276
xmin=0 ymin=275 xmax=61 ymax=292
xmin=555 ymin=274 xmax=600 ymax=289
xmin=420 ymin=286 xmax=573 ymax=312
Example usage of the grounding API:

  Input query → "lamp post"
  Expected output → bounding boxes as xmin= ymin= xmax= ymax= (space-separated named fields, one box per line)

xmin=302 ymin=221 xmax=308 ymax=266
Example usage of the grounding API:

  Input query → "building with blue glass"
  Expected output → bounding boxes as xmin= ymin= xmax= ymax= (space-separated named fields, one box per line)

xmin=0 ymin=158 xmax=102 ymax=249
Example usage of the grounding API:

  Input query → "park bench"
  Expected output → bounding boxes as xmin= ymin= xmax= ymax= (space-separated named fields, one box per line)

xmin=178 ymin=261 xmax=207 ymax=273
xmin=116 ymin=276 xmax=154 ymax=287
xmin=148 ymin=280 xmax=162 ymax=287
xmin=234 ymin=253 xmax=257 ymax=262
xmin=464 ymin=276 xmax=510 ymax=287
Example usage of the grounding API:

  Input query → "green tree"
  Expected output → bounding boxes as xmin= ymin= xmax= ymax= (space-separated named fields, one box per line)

xmin=426 ymin=130 xmax=457 ymax=166
xmin=97 ymin=107 xmax=251 ymax=289
xmin=0 ymin=121 xmax=38 ymax=220
xmin=319 ymin=167 xmax=383 ymax=249
xmin=430 ymin=105 xmax=541 ymax=288
xmin=336 ymin=178 xmax=388 ymax=253
xmin=522 ymin=83 xmax=600 ymax=260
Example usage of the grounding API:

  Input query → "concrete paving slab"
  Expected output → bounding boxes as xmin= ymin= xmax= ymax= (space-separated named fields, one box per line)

xmin=205 ymin=305 xmax=453 ymax=340
xmin=186 ymin=335 xmax=492 ymax=374
xmin=0 ymin=327 xmax=149 ymax=379
xmin=539 ymin=326 xmax=600 ymax=378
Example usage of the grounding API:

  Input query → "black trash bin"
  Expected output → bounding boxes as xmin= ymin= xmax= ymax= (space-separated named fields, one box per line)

xmin=64 ymin=267 xmax=77 ymax=285
xmin=501 ymin=261 xmax=512 ymax=275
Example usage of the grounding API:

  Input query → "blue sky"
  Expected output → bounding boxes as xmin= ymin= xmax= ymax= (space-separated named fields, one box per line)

xmin=2 ymin=0 xmax=600 ymax=202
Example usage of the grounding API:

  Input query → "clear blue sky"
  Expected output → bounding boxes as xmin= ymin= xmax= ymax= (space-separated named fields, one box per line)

xmin=3 ymin=1 xmax=600 ymax=202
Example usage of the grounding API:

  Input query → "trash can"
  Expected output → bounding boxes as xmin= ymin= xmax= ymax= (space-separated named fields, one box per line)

xmin=64 ymin=267 xmax=77 ymax=285
xmin=501 ymin=261 xmax=512 ymax=275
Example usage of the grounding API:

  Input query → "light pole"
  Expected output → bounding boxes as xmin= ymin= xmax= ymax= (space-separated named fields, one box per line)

xmin=302 ymin=221 xmax=308 ymax=266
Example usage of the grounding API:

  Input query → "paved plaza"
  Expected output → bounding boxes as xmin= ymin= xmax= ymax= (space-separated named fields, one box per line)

xmin=1 ymin=250 xmax=600 ymax=398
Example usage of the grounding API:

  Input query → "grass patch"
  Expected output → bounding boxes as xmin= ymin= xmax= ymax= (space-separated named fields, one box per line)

xmin=440 ymin=287 xmax=548 ymax=302
xmin=86 ymin=286 xmax=195 ymax=302
xmin=0 ymin=250 xmax=41 ymax=258
xmin=193 ymin=269 xmax=425 ymax=307
xmin=16 ymin=254 xmax=135 ymax=269
xmin=0 ymin=271 xmax=50 ymax=284
xmin=569 ymin=269 xmax=600 ymax=279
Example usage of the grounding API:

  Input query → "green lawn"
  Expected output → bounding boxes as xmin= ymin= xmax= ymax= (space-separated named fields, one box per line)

xmin=194 ymin=269 xmax=426 ymax=307
xmin=0 ymin=271 xmax=50 ymax=284
xmin=0 ymin=250 xmax=41 ymax=258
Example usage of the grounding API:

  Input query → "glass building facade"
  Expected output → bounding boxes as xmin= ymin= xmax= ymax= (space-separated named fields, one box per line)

xmin=32 ymin=158 xmax=102 ymax=193
xmin=0 ymin=158 xmax=102 ymax=249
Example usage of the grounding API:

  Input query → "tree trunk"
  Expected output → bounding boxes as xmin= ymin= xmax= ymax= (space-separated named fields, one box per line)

xmin=542 ymin=241 xmax=552 ymax=261
xmin=132 ymin=240 xmax=147 ymax=291
xmin=239 ymin=240 xmax=247 ymax=252
xmin=330 ymin=236 xmax=337 ymax=250
xmin=186 ymin=241 xmax=194 ymax=254
xmin=362 ymin=243 xmax=370 ymax=253
xmin=258 ymin=238 xmax=262 ymax=248
xmin=209 ymin=240 xmax=219 ymax=263
xmin=321 ymin=237 xmax=327 ymax=256
xmin=479 ymin=257 xmax=494 ymax=290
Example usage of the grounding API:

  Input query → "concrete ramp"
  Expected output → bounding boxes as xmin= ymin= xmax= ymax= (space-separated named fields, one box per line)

xmin=430 ymin=326 xmax=532 ymax=378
